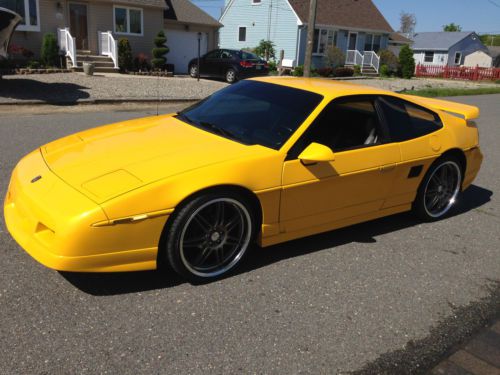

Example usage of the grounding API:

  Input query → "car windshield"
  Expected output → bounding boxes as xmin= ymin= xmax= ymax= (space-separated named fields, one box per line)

xmin=176 ymin=80 xmax=323 ymax=150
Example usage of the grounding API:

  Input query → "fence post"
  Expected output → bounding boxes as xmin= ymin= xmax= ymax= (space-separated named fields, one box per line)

xmin=473 ymin=65 xmax=479 ymax=81
xmin=415 ymin=64 xmax=421 ymax=77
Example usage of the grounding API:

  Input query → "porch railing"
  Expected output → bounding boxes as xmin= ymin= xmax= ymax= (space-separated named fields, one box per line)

xmin=346 ymin=50 xmax=363 ymax=66
xmin=57 ymin=28 xmax=76 ymax=68
xmin=362 ymin=51 xmax=380 ymax=73
xmin=98 ymin=31 xmax=118 ymax=69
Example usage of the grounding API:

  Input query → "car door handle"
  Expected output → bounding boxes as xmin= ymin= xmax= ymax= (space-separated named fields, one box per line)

xmin=379 ymin=164 xmax=396 ymax=173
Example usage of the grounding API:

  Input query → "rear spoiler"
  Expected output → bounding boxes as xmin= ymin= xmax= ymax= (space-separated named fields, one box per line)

xmin=400 ymin=95 xmax=480 ymax=120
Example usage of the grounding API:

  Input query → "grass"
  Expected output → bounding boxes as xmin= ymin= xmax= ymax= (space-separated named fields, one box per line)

xmin=404 ymin=86 xmax=500 ymax=98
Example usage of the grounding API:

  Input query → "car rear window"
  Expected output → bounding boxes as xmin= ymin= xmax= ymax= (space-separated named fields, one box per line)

xmin=239 ymin=51 xmax=260 ymax=60
xmin=176 ymin=81 xmax=323 ymax=150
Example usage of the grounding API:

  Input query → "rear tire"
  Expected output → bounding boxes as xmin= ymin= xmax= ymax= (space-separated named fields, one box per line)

xmin=225 ymin=68 xmax=237 ymax=83
xmin=164 ymin=192 xmax=254 ymax=283
xmin=412 ymin=156 xmax=463 ymax=221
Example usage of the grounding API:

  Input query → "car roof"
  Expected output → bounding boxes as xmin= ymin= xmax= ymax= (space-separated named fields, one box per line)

xmin=249 ymin=76 xmax=395 ymax=99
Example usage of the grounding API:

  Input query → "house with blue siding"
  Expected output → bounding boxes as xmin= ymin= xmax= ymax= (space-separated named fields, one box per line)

xmin=219 ymin=0 xmax=394 ymax=72
xmin=412 ymin=32 xmax=492 ymax=68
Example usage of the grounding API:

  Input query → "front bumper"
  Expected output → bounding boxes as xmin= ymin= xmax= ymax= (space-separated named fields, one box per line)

xmin=4 ymin=150 xmax=161 ymax=272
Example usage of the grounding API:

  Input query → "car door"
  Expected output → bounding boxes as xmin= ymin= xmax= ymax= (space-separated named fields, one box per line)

xmin=280 ymin=96 xmax=401 ymax=233
xmin=201 ymin=50 xmax=221 ymax=76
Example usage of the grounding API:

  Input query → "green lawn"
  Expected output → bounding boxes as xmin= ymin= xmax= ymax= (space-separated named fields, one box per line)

xmin=404 ymin=86 xmax=500 ymax=98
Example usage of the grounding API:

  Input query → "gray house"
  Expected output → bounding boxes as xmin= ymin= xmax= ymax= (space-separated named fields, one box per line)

xmin=412 ymin=32 xmax=492 ymax=67
xmin=219 ymin=0 xmax=394 ymax=72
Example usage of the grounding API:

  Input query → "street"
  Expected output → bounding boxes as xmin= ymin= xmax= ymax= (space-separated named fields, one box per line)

xmin=0 ymin=96 xmax=499 ymax=374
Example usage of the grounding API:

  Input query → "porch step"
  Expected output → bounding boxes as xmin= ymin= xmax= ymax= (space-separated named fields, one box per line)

xmin=72 ymin=66 xmax=119 ymax=73
xmin=76 ymin=54 xmax=115 ymax=62
xmin=76 ymin=50 xmax=92 ymax=55
xmin=361 ymin=66 xmax=379 ymax=77
xmin=75 ymin=60 xmax=116 ymax=68
xmin=67 ymin=53 xmax=118 ymax=72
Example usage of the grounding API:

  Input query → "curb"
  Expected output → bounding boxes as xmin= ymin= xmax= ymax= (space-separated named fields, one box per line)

xmin=0 ymin=98 xmax=200 ymax=106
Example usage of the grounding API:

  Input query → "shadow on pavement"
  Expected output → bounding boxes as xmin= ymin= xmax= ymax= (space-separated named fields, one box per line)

xmin=0 ymin=78 xmax=90 ymax=104
xmin=61 ymin=184 xmax=492 ymax=296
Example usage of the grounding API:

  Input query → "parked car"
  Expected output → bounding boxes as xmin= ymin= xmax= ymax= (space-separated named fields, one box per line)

xmin=188 ymin=49 xmax=269 ymax=83
xmin=4 ymin=77 xmax=483 ymax=283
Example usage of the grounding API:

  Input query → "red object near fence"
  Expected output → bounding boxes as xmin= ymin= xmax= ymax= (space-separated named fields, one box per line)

xmin=415 ymin=64 xmax=500 ymax=81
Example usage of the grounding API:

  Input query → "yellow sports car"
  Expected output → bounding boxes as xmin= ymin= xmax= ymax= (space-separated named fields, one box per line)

xmin=4 ymin=77 xmax=483 ymax=282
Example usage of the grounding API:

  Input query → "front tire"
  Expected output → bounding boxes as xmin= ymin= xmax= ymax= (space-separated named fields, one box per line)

xmin=164 ymin=193 xmax=254 ymax=282
xmin=189 ymin=64 xmax=198 ymax=78
xmin=413 ymin=156 xmax=463 ymax=221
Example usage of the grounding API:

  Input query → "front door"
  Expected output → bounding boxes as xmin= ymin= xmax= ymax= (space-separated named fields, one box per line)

xmin=280 ymin=96 xmax=401 ymax=233
xmin=348 ymin=32 xmax=358 ymax=50
xmin=69 ymin=3 xmax=88 ymax=50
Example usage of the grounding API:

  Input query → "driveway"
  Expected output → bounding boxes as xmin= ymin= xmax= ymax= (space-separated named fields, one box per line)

xmin=0 ymin=96 xmax=499 ymax=374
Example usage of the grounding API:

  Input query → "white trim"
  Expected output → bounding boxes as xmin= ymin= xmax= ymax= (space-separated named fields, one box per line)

xmin=363 ymin=33 xmax=382 ymax=52
xmin=113 ymin=5 xmax=144 ymax=36
xmin=14 ymin=0 xmax=41 ymax=32
xmin=347 ymin=31 xmax=358 ymax=50
xmin=454 ymin=51 xmax=462 ymax=65
xmin=311 ymin=23 xmax=390 ymax=35
xmin=284 ymin=0 xmax=303 ymax=26
xmin=237 ymin=25 xmax=247 ymax=42
xmin=219 ymin=0 xmax=236 ymax=23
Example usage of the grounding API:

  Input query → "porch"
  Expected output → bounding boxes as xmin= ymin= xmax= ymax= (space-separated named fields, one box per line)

xmin=345 ymin=50 xmax=381 ymax=76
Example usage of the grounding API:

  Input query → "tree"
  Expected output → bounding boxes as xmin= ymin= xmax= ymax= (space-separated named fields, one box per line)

xmin=399 ymin=44 xmax=415 ymax=79
xmin=443 ymin=23 xmax=462 ymax=32
xmin=118 ymin=38 xmax=133 ymax=72
xmin=399 ymin=12 xmax=417 ymax=37
xmin=254 ymin=40 xmax=276 ymax=61
xmin=41 ymin=33 xmax=59 ymax=67
xmin=152 ymin=30 xmax=169 ymax=70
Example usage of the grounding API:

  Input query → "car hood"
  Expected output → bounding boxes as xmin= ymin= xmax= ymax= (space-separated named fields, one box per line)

xmin=41 ymin=114 xmax=274 ymax=202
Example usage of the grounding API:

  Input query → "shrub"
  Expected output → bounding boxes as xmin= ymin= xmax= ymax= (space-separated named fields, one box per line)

xmin=379 ymin=49 xmax=398 ymax=71
xmin=118 ymin=38 xmax=133 ymax=72
xmin=292 ymin=65 xmax=304 ymax=76
xmin=151 ymin=30 xmax=169 ymax=70
xmin=317 ymin=66 xmax=334 ymax=77
xmin=27 ymin=60 xmax=41 ymax=69
xmin=324 ymin=46 xmax=345 ymax=68
xmin=268 ymin=61 xmax=277 ymax=72
xmin=353 ymin=65 xmax=362 ymax=76
xmin=334 ymin=67 xmax=354 ymax=77
xmin=134 ymin=52 xmax=150 ymax=71
xmin=254 ymin=40 xmax=276 ymax=61
xmin=379 ymin=64 xmax=390 ymax=77
xmin=399 ymin=44 xmax=416 ymax=79
xmin=41 ymin=33 xmax=59 ymax=67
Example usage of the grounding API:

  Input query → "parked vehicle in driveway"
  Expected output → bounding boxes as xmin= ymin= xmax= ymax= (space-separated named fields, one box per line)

xmin=188 ymin=49 xmax=269 ymax=83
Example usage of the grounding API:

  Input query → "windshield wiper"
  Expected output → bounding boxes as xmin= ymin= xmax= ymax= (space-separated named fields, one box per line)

xmin=198 ymin=121 xmax=246 ymax=143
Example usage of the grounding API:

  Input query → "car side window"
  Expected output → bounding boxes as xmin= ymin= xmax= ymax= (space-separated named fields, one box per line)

xmin=205 ymin=50 xmax=221 ymax=59
xmin=288 ymin=97 xmax=383 ymax=158
xmin=220 ymin=50 xmax=233 ymax=59
xmin=378 ymin=96 xmax=443 ymax=142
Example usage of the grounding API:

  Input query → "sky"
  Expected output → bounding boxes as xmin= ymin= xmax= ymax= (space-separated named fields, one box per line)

xmin=191 ymin=0 xmax=500 ymax=34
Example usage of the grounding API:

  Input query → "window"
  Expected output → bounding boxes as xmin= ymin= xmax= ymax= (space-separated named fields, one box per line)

xmin=176 ymin=81 xmax=323 ymax=150
xmin=205 ymin=50 xmax=221 ymax=59
xmin=0 ymin=0 xmax=39 ymax=31
xmin=313 ymin=28 xmax=337 ymax=54
xmin=252 ymin=0 xmax=262 ymax=4
xmin=364 ymin=34 xmax=373 ymax=51
xmin=454 ymin=52 xmax=462 ymax=65
xmin=114 ymin=6 xmax=143 ymax=35
xmin=372 ymin=35 xmax=381 ymax=52
xmin=288 ymin=97 xmax=383 ymax=157
xmin=378 ymin=96 xmax=443 ymax=142
xmin=364 ymin=34 xmax=381 ymax=52
xmin=238 ymin=27 xmax=246 ymax=42
xmin=424 ymin=51 xmax=434 ymax=63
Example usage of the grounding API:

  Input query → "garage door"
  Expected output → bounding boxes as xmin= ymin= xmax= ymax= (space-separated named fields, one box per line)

xmin=165 ymin=30 xmax=208 ymax=74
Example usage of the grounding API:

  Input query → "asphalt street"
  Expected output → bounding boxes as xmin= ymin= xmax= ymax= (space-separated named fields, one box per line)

xmin=0 ymin=96 xmax=499 ymax=374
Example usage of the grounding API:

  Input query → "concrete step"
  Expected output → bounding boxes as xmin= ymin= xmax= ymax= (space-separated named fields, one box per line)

xmin=75 ymin=61 xmax=115 ymax=68
xmin=76 ymin=50 xmax=92 ymax=55
xmin=76 ymin=54 xmax=114 ymax=62
xmin=72 ymin=66 xmax=119 ymax=73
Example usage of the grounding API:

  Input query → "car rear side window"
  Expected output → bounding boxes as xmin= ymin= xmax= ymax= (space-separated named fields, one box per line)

xmin=378 ymin=96 xmax=443 ymax=142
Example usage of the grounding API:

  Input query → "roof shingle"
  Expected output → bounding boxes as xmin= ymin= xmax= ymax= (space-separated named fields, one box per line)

xmin=412 ymin=32 xmax=475 ymax=51
xmin=288 ymin=0 xmax=393 ymax=33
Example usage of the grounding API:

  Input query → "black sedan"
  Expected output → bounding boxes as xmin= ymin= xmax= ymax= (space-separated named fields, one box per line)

xmin=188 ymin=49 xmax=269 ymax=83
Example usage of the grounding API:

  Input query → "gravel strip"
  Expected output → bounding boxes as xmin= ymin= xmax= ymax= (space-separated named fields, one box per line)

xmin=0 ymin=72 xmax=498 ymax=104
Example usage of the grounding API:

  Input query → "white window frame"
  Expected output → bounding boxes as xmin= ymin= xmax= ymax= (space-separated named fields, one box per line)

xmin=313 ymin=28 xmax=337 ymax=56
xmin=424 ymin=51 xmax=434 ymax=63
xmin=13 ymin=0 xmax=41 ymax=32
xmin=454 ymin=51 xmax=462 ymax=65
xmin=113 ymin=5 xmax=144 ymax=36
xmin=238 ymin=26 xmax=247 ymax=42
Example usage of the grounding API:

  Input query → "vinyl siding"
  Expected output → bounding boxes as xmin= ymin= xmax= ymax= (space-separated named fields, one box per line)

xmin=448 ymin=33 xmax=489 ymax=66
xmin=219 ymin=0 xmax=300 ymax=62
xmin=10 ymin=0 xmax=163 ymax=57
